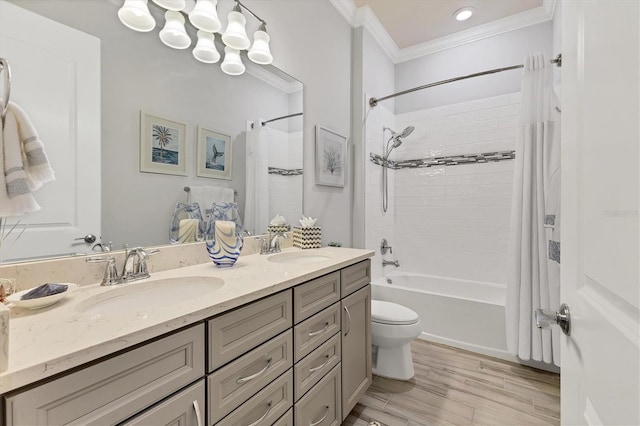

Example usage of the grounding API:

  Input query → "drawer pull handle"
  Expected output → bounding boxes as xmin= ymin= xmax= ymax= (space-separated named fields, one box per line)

xmin=309 ymin=355 xmax=330 ymax=373
xmin=308 ymin=322 xmax=330 ymax=337
xmin=344 ymin=306 xmax=352 ymax=336
xmin=237 ymin=358 xmax=273 ymax=384
xmin=248 ymin=401 xmax=272 ymax=426
xmin=310 ymin=406 xmax=330 ymax=426
xmin=193 ymin=400 xmax=203 ymax=426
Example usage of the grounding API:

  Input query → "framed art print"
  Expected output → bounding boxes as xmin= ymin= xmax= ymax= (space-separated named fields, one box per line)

xmin=316 ymin=125 xmax=347 ymax=187
xmin=196 ymin=126 xmax=232 ymax=180
xmin=140 ymin=111 xmax=187 ymax=176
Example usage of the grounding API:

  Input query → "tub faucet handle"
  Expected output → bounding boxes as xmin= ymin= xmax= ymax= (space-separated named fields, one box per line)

xmin=381 ymin=238 xmax=392 ymax=255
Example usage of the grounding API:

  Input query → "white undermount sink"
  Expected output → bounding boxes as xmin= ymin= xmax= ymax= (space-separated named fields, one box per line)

xmin=75 ymin=276 xmax=225 ymax=317
xmin=267 ymin=250 xmax=334 ymax=265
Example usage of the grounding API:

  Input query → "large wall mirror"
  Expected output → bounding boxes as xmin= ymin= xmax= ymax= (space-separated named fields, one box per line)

xmin=0 ymin=0 xmax=303 ymax=263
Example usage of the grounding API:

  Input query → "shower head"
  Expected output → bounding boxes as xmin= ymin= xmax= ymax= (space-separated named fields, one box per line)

xmin=384 ymin=126 xmax=415 ymax=158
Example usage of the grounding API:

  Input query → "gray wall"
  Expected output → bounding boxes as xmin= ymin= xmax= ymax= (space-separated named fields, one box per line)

xmin=394 ymin=22 xmax=554 ymax=114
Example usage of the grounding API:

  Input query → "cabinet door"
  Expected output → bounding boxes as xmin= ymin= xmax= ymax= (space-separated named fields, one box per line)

xmin=294 ymin=363 xmax=341 ymax=426
xmin=121 ymin=380 xmax=205 ymax=426
xmin=341 ymin=284 xmax=372 ymax=420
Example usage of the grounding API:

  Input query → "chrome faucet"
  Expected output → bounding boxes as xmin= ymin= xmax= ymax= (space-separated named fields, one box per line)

xmin=86 ymin=246 xmax=158 ymax=286
xmin=382 ymin=259 xmax=399 ymax=267
xmin=259 ymin=232 xmax=288 ymax=255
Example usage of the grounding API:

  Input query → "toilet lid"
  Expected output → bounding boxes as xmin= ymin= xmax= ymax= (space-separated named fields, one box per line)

xmin=371 ymin=300 xmax=419 ymax=325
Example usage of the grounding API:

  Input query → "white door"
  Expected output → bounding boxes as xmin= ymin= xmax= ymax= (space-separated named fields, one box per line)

xmin=0 ymin=1 xmax=101 ymax=261
xmin=561 ymin=1 xmax=639 ymax=424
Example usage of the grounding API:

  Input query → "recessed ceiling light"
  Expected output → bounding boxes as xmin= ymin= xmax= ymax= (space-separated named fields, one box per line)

xmin=454 ymin=7 xmax=474 ymax=21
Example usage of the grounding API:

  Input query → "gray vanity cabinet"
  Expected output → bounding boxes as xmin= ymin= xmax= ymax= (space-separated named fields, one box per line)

xmin=3 ymin=324 xmax=205 ymax=426
xmin=340 ymin=279 xmax=372 ymax=421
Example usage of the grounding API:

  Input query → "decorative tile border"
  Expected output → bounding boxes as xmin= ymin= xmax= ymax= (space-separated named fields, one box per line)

xmin=268 ymin=167 xmax=303 ymax=176
xmin=370 ymin=150 xmax=515 ymax=169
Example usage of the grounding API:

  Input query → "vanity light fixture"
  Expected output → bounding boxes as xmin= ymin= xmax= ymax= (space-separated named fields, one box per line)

xmin=247 ymin=22 xmax=273 ymax=65
xmin=221 ymin=2 xmax=250 ymax=50
xmin=152 ymin=0 xmax=186 ymax=11
xmin=454 ymin=7 xmax=474 ymax=21
xmin=193 ymin=30 xmax=220 ymax=63
xmin=117 ymin=0 xmax=274 ymax=75
xmin=159 ymin=10 xmax=191 ymax=49
xmin=117 ymin=0 xmax=156 ymax=32
xmin=220 ymin=46 xmax=245 ymax=75
xmin=188 ymin=0 xmax=221 ymax=33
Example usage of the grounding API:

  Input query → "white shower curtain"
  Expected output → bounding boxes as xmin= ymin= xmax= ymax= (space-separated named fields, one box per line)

xmin=244 ymin=122 xmax=270 ymax=235
xmin=506 ymin=53 xmax=562 ymax=367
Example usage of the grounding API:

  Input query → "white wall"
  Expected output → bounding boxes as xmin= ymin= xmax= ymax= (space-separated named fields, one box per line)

xmin=394 ymin=22 xmax=553 ymax=114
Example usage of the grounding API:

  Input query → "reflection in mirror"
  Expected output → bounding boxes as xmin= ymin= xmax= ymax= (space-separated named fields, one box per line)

xmin=0 ymin=0 xmax=303 ymax=263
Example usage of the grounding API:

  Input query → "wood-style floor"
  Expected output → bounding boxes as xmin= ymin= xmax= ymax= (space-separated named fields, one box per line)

xmin=344 ymin=340 xmax=560 ymax=426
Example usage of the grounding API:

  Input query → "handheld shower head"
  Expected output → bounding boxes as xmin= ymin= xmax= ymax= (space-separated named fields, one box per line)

xmin=384 ymin=126 xmax=415 ymax=158
xmin=399 ymin=126 xmax=414 ymax=138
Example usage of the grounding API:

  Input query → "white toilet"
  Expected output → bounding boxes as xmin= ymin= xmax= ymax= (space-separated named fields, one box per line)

xmin=371 ymin=300 xmax=421 ymax=380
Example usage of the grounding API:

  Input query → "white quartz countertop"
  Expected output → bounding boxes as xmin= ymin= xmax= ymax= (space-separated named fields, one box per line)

xmin=0 ymin=247 xmax=373 ymax=394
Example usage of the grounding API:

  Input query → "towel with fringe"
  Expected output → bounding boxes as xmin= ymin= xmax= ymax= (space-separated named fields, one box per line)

xmin=1 ymin=102 xmax=55 ymax=217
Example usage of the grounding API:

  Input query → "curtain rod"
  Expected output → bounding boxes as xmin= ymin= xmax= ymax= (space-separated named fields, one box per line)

xmin=369 ymin=54 xmax=562 ymax=108
xmin=251 ymin=112 xmax=303 ymax=128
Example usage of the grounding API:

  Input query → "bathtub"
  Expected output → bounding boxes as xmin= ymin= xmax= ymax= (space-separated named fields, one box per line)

xmin=372 ymin=271 xmax=514 ymax=363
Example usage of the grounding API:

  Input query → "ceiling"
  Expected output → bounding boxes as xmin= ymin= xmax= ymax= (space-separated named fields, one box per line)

xmin=352 ymin=0 xmax=544 ymax=49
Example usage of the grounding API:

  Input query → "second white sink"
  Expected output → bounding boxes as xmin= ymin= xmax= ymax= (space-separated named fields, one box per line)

xmin=76 ymin=276 xmax=225 ymax=317
xmin=267 ymin=250 xmax=334 ymax=265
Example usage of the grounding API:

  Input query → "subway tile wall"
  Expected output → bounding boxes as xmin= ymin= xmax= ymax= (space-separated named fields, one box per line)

xmin=371 ymin=92 xmax=520 ymax=285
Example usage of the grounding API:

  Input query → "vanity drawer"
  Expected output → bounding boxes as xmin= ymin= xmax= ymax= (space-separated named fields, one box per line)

xmin=208 ymin=330 xmax=293 ymax=424
xmin=273 ymin=408 xmax=293 ymax=426
xmin=208 ymin=290 xmax=292 ymax=371
xmin=294 ymin=333 xmax=341 ymax=401
xmin=5 ymin=324 xmax=205 ymax=426
xmin=294 ymin=363 xmax=342 ymax=426
xmin=340 ymin=259 xmax=371 ymax=298
xmin=121 ymin=379 xmax=205 ymax=426
xmin=293 ymin=271 xmax=340 ymax=323
xmin=215 ymin=369 xmax=293 ymax=426
xmin=294 ymin=302 xmax=341 ymax=362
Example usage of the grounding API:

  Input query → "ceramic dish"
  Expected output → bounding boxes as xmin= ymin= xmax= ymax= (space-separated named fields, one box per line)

xmin=7 ymin=283 xmax=78 ymax=310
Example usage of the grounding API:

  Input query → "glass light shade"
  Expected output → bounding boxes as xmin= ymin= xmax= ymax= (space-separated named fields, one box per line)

xmin=188 ymin=0 xmax=221 ymax=33
xmin=221 ymin=10 xmax=250 ymax=50
xmin=193 ymin=30 xmax=220 ymax=63
xmin=152 ymin=0 xmax=186 ymax=11
xmin=220 ymin=47 xmax=245 ymax=75
xmin=159 ymin=10 xmax=191 ymax=49
xmin=248 ymin=30 xmax=273 ymax=65
xmin=118 ymin=0 xmax=156 ymax=32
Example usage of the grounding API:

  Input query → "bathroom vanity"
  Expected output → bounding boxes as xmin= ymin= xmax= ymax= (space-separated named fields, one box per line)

xmin=0 ymin=247 xmax=372 ymax=425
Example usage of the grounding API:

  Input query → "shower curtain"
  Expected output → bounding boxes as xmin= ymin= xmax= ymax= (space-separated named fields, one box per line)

xmin=244 ymin=122 xmax=270 ymax=235
xmin=506 ymin=53 xmax=561 ymax=367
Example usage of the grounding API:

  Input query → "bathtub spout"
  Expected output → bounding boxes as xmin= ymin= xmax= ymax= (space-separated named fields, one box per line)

xmin=382 ymin=259 xmax=399 ymax=267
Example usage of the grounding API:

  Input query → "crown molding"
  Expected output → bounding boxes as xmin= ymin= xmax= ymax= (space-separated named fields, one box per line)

xmin=329 ymin=0 xmax=557 ymax=64
xmin=245 ymin=62 xmax=302 ymax=94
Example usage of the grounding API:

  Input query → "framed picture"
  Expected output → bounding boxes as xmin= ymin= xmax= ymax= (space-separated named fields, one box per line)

xmin=315 ymin=125 xmax=347 ymax=187
xmin=140 ymin=111 xmax=187 ymax=176
xmin=196 ymin=126 xmax=232 ymax=180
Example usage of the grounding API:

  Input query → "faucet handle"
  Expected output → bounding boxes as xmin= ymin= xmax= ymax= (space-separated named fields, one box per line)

xmin=86 ymin=256 xmax=120 ymax=285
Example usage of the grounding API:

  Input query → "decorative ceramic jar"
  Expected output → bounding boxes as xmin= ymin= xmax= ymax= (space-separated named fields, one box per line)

xmin=169 ymin=203 xmax=206 ymax=244
xmin=206 ymin=202 xmax=244 ymax=267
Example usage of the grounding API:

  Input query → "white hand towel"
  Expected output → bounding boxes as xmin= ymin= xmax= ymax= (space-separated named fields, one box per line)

xmin=1 ymin=101 xmax=55 ymax=217
xmin=190 ymin=185 xmax=234 ymax=213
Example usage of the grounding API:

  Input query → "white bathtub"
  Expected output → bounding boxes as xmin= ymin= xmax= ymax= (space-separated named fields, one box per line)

xmin=372 ymin=271 xmax=514 ymax=362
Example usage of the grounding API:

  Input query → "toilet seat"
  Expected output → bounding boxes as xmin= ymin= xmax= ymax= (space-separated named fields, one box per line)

xmin=371 ymin=300 xmax=419 ymax=325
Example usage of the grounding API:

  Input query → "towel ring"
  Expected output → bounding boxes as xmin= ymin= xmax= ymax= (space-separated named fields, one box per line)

xmin=0 ymin=58 xmax=11 ymax=127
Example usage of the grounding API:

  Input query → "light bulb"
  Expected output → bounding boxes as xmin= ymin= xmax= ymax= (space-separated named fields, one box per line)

xmin=221 ymin=46 xmax=245 ymax=75
xmin=159 ymin=10 xmax=191 ymax=49
xmin=248 ymin=25 xmax=273 ymax=65
xmin=189 ymin=0 xmax=222 ymax=33
xmin=193 ymin=30 xmax=220 ymax=63
xmin=118 ymin=0 xmax=156 ymax=32
xmin=222 ymin=6 xmax=250 ymax=50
